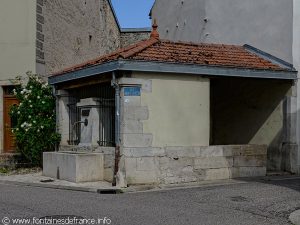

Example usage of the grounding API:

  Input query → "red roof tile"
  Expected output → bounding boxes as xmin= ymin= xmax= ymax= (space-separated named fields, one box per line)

xmin=52 ymin=37 xmax=286 ymax=77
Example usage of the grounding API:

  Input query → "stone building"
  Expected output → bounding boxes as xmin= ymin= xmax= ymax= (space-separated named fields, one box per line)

xmin=151 ymin=0 xmax=300 ymax=174
xmin=0 ymin=0 xmax=150 ymax=158
xmin=44 ymin=26 xmax=297 ymax=186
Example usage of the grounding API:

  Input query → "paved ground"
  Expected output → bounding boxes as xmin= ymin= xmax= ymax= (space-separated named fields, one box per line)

xmin=0 ymin=172 xmax=113 ymax=192
xmin=0 ymin=177 xmax=300 ymax=225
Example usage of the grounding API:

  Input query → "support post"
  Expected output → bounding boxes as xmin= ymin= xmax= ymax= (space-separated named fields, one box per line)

xmin=112 ymin=72 xmax=121 ymax=186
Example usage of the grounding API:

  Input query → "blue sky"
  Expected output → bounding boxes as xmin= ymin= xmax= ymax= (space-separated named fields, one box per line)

xmin=111 ymin=0 xmax=155 ymax=28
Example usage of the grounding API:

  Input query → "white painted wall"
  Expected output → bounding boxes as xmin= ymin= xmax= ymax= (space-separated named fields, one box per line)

xmin=134 ymin=73 xmax=210 ymax=147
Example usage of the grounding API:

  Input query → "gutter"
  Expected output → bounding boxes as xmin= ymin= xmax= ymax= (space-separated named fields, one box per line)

xmin=49 ymin=60 xmax=298 ymax=85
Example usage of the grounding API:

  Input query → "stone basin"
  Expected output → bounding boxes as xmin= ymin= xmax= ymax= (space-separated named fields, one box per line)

xmin=43 ymin=151 xmax=104 ymax=183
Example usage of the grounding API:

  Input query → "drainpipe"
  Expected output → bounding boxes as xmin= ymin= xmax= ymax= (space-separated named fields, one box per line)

xmin=53 ymin=86 xmax=59 ymax=152
xmin=112 ymin=71 xmax=121 ymax=186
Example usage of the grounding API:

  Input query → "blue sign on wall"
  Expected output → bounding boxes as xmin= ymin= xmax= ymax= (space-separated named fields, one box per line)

xmin=124 ymin=87 xmax=141 ymax=96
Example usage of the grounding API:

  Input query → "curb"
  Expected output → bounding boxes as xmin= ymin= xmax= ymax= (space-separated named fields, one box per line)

xmin=0 ymin=178 xmax=246 ymax=194
xmin=0 ymin=180 xmax=122 ymax=194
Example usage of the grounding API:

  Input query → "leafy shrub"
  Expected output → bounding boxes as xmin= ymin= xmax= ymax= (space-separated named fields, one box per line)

xmin=10 ymin=72 xmax=61 ymax=166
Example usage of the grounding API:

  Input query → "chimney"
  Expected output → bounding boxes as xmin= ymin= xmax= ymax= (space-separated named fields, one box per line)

xmin=150 ymin=19 xmax=160 ymax=39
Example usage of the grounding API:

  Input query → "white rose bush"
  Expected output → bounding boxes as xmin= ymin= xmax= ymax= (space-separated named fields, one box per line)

xmin=10 ymin=72 xmax=61 ymax=166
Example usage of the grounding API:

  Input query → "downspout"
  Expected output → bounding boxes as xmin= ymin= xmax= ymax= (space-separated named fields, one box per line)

xmin=53 ymin=86 xmax=59 ymax=152
xmin=112 ymin=71 xmax=121 ymax=186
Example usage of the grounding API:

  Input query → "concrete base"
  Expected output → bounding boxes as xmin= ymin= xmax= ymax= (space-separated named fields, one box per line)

xmin=43 ymin=152 xmax=104 ymax=183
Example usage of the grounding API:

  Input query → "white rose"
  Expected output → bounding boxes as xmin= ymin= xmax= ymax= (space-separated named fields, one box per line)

xmin=30 ymin=105 xmax=33 ymax=108
xmin=41 ymin=126 xmax=44 ymax=129
xmin=37 ymin=96 xmax=40 ymax=99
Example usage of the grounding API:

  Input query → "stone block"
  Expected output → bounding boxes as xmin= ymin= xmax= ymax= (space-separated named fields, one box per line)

xmin=122 ymin=120 xmax=143 ymax=134
xmin=199 ymin=146 xmax=228 ymax=157
xmin=124 ymin=106 xmax=149 ymax=120
xmin=43 ymin=152 xmax=104 ymax=182
xmin=165 ymin=146 xmax=202 ymax=157
xmin=158 ymin=157 xmax=194 ymax=171
xmin=221 ymin=145 xmax=240 ymax=156
xmin=194 ymin=157 xmax=233 ymax=169
xmin=163 ymin=174 xmax=198 ymax=185
xmin=136 ymin=157 xmax=158 ymax=171
xmin=123 ymin=96 xmax=141 ymax=107
xmin=124 ymin=157 xmax=137 ymax=175
xmin=126 ymin=170 xmax=158 ymax=185
xmin=204 ymin=168 xmax=231 ymax=180
xmin=231 ymin=167 xmax=266 ymax=178
xmin=123 ymin=147 xmax=165 ymax=157
xmin=104 ymin=154 xmax=114 ymax=168
xmin=233 ymin=155 xmax=267 ymax=167
xmin=104 ymin=168 xmax=114 ymax=182
xmin=123 ymin=133 xmax=153 ymax=147
xmin=235 ymin=145 xmax=267 ymax=156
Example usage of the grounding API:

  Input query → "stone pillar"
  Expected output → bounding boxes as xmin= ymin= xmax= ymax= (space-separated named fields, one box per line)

xmin=117 ymin=77 xmax=158 ymax=185
xmin=283 ymin=84 xmax=298 ymax=173
xmin=76 ymin=98 xmax=100 ymax=146
xmin=118 ymin=78 xmax=152 ymax=150
xmin=56 ymin=90 xmax=69 ymax=146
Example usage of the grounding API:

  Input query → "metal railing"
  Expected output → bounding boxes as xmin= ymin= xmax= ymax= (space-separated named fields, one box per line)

xmin=67 ymin=84 xmax=115 ymax=147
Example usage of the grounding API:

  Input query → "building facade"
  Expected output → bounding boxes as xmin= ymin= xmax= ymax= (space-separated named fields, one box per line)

xmin=151 ymin=0 xmax=300 ymax=174
xmin=0 ymin=0 xmax=150 ymax=155
xmin=45 ymin=30 xmax=296 ymax=186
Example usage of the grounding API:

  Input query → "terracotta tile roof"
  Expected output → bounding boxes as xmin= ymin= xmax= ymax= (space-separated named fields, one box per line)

xmin=52 ymin=37 xmax=287 ymax=77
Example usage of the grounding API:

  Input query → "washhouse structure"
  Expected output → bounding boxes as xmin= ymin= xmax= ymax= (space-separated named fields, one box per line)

xmin=44 ymin=25 xmax=297 ymax=186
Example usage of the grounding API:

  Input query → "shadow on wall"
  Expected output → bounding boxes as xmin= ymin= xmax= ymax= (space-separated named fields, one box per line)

xmin=210 ymin=77 xmax=292 ymax=171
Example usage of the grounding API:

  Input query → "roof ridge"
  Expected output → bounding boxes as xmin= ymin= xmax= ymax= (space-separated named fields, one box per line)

xmin=119 ymin=38 xmax=159 ymax=58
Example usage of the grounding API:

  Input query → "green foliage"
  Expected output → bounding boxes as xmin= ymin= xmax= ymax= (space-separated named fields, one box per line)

xmin=0 ymin=167 xmax=9 ymax=174
xmin=10 ymin=72 xmax=61 ymax=166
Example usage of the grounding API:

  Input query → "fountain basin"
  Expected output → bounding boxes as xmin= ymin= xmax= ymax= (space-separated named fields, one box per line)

xmin=43 ymin=152 xmax=104 ymax=182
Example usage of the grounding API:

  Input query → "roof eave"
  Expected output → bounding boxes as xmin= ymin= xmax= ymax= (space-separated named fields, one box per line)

xmin=48 ymin=60 xmax=297 ymax=85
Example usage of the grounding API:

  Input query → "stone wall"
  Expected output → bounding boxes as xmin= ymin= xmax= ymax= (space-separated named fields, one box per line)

xmin=43 ymin=0 xmax=120 ymax=75
xmin=120 ymin=29 xmax=150 ymax=48
xmin=123 ymin=145 xmax=267 ymax=185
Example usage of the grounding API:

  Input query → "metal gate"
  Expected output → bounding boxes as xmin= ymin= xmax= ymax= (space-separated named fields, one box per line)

xmin=67 ymin=84 xmax=115 ymax=147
